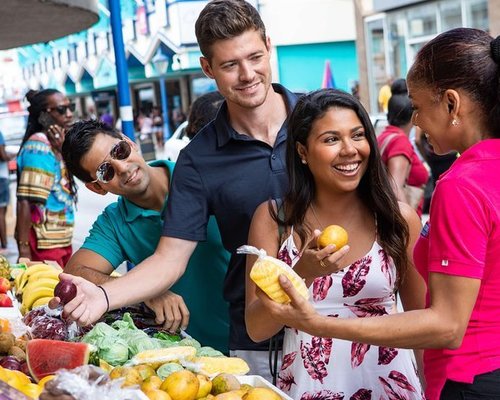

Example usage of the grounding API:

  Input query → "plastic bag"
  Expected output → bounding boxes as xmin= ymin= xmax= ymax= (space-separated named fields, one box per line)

xmin=237 ymin=245 xmax=309 ymax=303
xmin=41 ymin=365 xmax=148 ymax=400
xmin=23 ymin=305 xmax=81 ymax=341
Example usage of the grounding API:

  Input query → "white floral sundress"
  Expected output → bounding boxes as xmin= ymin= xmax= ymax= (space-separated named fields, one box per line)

xmin=277 ymin=230 xmax=425 ymax=400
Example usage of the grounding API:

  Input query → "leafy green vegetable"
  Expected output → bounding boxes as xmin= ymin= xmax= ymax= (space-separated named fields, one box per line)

xmin=178 ymin=337 xmax=201 ymax=350
xmin=196 ymin=346 xmax=225 ymax=357
xmin=153 ymin=331 xmax=182 ymax=343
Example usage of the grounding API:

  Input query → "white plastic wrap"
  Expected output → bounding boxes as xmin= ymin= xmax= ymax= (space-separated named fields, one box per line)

xmin=43 ymin=365 xmax=148 ymax=400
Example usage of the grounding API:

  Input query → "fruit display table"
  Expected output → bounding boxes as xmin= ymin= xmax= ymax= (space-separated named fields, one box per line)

xmin=0 ymin=257 xmax=291 ymax=400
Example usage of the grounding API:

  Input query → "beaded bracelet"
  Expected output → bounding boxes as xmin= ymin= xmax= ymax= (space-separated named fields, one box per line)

xmin=18 ymin=241 xmax=29 ymax=247
xmin=97 ymin=285 xmax=110 ymax=313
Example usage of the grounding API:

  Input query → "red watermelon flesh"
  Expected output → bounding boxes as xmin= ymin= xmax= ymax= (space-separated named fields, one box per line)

xmin=26 ymin=339 xmax=90 ymax=382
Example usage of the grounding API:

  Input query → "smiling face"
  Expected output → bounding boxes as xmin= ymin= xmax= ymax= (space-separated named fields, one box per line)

xmin=408 ymin=82 xmax=460 ymax=155
xmin=81 ymin=133 xmax=150 ymax=197
xmin=297 ymin=107 xmax=370 ymax=194
xmin=45 ymin=92 xmax=73 ymax=130
xmin=200 ymin=29 xmax=272 ymax=111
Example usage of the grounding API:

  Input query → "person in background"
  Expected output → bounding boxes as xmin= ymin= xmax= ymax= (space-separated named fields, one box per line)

xmin=415 ymin=129 xmax=458 ymax=213
xmin=171 ymin=108 xmax=186 ymax=130
xmin=256 ymin=28 xmax=500 ymax=400
xmin=61 ymin=119 xmax=230 ymax=353
xmin=99 ymin=108 xmax=114 ymax=128
xmin=184 ymin=91 xmax=224 ymax=140
xmin=151 ymin=106 xmax=164 ymax=149
xmin=56 ymin=0 xmax=298 ymax=381
xmin=0 ymin=131 xmax=13 ymax=253
xmin=378 ymin=82 xmax=429 ymax=215
xmin=378 ymin=76 xmax=393 ymax=113
xmin=245 ymin=89 xmax=425 ymax=399
xmin=16 ymin=89 xmax=76 ymax=267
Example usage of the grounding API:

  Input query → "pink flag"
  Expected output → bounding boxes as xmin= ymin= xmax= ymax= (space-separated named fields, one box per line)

xmin=322 ymin=60 xmax=335 ymax=89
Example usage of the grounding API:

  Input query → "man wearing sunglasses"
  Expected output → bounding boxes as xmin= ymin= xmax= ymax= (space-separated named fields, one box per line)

xmin=60 ymin=119 xmax=231 ymax=354
xmin=56 ymin=0 xmax=298 ymax=380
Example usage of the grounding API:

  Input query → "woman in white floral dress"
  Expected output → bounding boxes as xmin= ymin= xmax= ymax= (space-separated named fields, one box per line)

xmin=245 ymin=89 xmax=426 ymax=399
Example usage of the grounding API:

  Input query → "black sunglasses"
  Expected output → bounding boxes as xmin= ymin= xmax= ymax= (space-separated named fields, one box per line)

xmin=91 ymin=140 xmax=132 ymax=184
xmin=48 ymin=104 xmax=76 ymax=115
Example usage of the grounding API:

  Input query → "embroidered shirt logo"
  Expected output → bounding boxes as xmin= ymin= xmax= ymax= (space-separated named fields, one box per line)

xmin=421 ymin=221 xmax=430 ymax=238
xmin=441 ymin=260 xmax=449 ymax=267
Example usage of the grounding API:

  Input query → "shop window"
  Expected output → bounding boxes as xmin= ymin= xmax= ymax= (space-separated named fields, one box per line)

xmin=465 ymin=0 xmax=488 ymax=30
xmin=440 ymin=1 xmax=462 ymax=31
xmin=407 ymin=4 xmax=437 ymax=39
xmin=387 ymin=15 xmax=407 ymax=81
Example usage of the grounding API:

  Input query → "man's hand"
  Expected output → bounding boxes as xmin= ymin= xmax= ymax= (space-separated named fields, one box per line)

xmin=49 ymin=273 xmax=108 ymax=327
xmin=145 ymin=290 xmax=190 ymax=334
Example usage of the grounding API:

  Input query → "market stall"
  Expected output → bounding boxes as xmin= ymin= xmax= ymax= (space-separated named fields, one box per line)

xmin=0 ymin=257 xmax=290 ymax=400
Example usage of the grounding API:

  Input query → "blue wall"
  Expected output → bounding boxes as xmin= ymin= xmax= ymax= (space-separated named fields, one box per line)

xmin=277 ymin=41 xmax=358 ymax=94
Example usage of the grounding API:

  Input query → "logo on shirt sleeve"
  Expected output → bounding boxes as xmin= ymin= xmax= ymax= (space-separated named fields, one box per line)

xmin=420 ymin=221 xmax=430 ymax=238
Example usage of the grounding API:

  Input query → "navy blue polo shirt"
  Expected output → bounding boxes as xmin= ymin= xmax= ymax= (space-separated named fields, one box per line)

xmin=163 ymin=84 xmax=298 ymax=350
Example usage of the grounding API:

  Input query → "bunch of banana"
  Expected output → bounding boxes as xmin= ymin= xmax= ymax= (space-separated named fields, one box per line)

xmin=14 ymin=264 xmax=61 ymax=314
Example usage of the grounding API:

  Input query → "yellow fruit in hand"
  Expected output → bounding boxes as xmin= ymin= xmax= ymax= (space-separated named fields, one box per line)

xmin=317 ymin=225 xmax=348 ymax=250
xmin=160 ymin=369 xmax=199 ymax=400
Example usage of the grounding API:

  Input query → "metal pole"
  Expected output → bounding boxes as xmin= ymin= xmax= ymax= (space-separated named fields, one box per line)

xmin=108 ymin=0 xmax=135 ymax=141
xmin=158 ymin=77 xmax=171 ymax=140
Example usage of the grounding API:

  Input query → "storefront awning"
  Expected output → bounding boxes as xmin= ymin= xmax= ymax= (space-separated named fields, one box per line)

xmin=0 ymin=0 xmax=99 ymax=50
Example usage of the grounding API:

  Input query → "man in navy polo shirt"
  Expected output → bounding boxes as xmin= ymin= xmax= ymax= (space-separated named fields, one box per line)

xmin=58 ymin=0 xmax=298 ymax=381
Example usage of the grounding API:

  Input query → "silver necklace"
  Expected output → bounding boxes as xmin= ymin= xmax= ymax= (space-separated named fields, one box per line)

xmin=310 ymin=203 xmax=324 ymax=230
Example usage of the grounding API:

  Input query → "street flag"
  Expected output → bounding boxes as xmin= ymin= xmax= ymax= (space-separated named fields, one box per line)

xmin=322 ymin=60 xmax=336 ymax=89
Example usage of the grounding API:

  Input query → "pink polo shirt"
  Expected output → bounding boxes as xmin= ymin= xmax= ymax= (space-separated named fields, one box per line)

xmin=413 ymin=139 xmax=500 ymax=400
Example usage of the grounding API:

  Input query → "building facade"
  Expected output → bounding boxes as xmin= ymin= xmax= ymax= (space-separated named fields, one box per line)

xmin=15 ymin=0 xmax=358 ymax=134
xmin=356 ymin=0 xmax=500 ymax=114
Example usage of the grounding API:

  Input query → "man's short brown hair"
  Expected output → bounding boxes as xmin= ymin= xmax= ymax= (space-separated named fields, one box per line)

xmin=195 ymin=0 xmax=266 ymax=60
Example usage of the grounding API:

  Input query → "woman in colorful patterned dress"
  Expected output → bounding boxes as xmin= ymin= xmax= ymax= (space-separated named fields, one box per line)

xmin=245 ymin=89 xmax=426 ymax=399
xmin=15 ymin=89 xmax=77 ymax=267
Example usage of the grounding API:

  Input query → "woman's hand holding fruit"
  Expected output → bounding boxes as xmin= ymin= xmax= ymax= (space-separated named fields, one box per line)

xmin=49 ymin=273 xmax=107 ymax=326
xmin=293 ymin=229 xmax=350 ymax=285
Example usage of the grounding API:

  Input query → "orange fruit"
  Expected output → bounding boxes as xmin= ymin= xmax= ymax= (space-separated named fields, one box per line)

xmin=317 ymin=225 xmax=348 ymax=250
xmin=160 ymin=369 xmax=199 ymax=400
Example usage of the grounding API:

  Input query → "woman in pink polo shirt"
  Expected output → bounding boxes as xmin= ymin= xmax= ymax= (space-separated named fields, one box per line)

xmin=256 ymin=27 xmax=500 ymax=399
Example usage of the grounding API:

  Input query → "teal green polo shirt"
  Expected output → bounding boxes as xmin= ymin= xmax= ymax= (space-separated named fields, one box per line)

xmin=81 ymin=159 xmax=230 ymax=353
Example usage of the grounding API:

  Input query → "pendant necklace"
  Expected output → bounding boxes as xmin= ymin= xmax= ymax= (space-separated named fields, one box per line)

xmin=310 ymin=203 xmax=324 ymax=230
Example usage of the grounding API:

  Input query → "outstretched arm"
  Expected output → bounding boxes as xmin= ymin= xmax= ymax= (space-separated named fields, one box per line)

xmin=64 ymin=249 xmax=115 ymax=285
xmin=64 ymin=248 xmax=190 ymax=332
xmin=258 ymin=271 xmax=479 ymax=350
xmin=59 ymin=236 xmax=197 ymax=326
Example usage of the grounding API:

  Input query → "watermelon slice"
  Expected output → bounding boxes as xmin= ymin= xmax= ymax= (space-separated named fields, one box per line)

xmin=26 ymin=339 xmax=90 ymax=382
